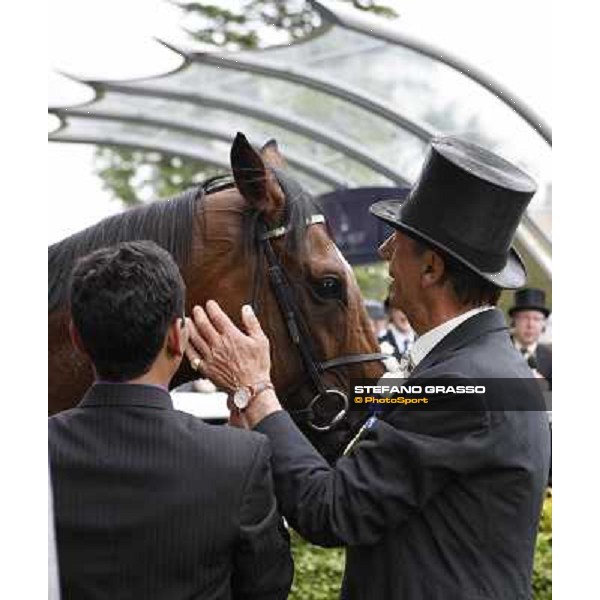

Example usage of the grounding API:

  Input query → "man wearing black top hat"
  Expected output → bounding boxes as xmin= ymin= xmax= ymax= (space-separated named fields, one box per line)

xmin=510 ymin=287 xmax=552 ymax=387
xmin=185 ymin=137 xmax=551 ymax=599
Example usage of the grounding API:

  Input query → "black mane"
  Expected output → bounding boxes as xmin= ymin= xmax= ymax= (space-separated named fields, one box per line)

xmin=48 ymin=170 xmax=323 ymax=314
xmin=48 ymin=186 xmax=201 ymax=313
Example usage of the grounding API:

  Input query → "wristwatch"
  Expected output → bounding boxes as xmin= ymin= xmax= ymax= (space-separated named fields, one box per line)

xmin=232 ymin=381 xmax=274 ymax=411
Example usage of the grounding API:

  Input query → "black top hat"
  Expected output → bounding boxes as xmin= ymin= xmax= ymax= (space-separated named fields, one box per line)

xmin=508 ymin=288 xmax=550 ymax=317
xmin=369 ymin=137 xmax=538 ymax=289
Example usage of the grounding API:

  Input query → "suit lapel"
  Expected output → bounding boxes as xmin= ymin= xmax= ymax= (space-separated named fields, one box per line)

xmin=534 ymin=344 xmax=552 ymax=377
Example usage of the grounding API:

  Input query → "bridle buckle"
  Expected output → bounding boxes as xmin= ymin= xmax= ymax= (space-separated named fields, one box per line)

xmin=307 ymin=389 xmax=349 ymax=432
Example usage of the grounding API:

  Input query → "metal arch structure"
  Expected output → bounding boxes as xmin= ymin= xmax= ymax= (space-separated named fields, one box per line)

xmin=160 ymin=42 xmax=436 ymax=141
xmin=50 ymin=132 xmax=338 ymax=195
xmin=70 ymin=80 xmax=411 ymax=187
xmin=51 ymin=108 xmax=352 ymax=189
xmin=49 ymin=0 xmax=551 ymax=277
xmin=312 ymin=0 xmax=552 ymax=146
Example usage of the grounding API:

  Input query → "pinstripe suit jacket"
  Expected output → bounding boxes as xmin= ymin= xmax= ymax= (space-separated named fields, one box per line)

xmin=49 ymin=383 xmax=292 ymax=600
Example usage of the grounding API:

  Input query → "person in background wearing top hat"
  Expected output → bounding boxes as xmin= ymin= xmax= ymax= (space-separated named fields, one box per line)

xmin=509 ymin=287 xmax=552 ymax=389
xmin=378 ymin=295 xmax=416 ymax=361
xmin=184 ymin=137 xmax=551 ymax=599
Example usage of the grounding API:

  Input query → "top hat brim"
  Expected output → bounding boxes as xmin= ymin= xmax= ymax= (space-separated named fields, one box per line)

xmin=508 ymin=305 xmax=550 ymax=317
xmin=370 ymin=198 xmax=527 ymax=290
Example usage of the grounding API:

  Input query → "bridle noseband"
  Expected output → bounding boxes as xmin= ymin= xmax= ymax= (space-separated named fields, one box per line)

xmin=254 ymin=209 xmax=387 ymax=433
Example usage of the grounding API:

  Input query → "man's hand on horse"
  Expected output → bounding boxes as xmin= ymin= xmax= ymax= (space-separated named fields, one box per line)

xmin=186 ymin=300 xmax=271 ymax=390
xmin=186 ymin=301 xmax=281 ymax=428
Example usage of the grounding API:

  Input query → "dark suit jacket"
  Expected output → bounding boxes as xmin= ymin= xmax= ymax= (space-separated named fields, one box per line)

xmin=511 ymin=337 xmax=552 ymax=389
xmin=256 ymin=309 xmax=550 ymax=599
xmin=534 ymin=343 xmax=552 ymax=387
xmin=49 ymin=383 xmax=292 ymax=600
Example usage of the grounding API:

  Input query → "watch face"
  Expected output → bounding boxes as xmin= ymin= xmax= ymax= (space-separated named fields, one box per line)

xmin=233 ymin=387 xmax=251 ymax=410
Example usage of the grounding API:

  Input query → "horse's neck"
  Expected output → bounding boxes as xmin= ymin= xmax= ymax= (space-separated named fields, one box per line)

xmin=48 ymin=310 xmax=93 ymax=414
xmin=180 ymin=189 xmax=249 ymax=307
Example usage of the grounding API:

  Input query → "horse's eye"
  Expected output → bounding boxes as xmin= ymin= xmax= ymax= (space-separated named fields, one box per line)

xmin=315 ymin=276 xmax=343 ymax=300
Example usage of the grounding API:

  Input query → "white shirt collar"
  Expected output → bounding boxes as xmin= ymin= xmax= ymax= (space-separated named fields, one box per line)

xmin=410 ymin=306 xmax=494 ymax=369
xmin=513 ymin=339 xmax=538 ymax=356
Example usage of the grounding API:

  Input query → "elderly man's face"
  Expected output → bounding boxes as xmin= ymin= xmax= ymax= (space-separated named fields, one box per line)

xmin=378 ymin=231 xmax=423 ymax=323
xmin=512 ymin=310 xmax=546 ymax=345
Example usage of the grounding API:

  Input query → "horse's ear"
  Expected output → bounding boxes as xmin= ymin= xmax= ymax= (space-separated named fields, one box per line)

xmin=260 ymin=138 xmax=288 ymax=170
xmin=230 ymin=132 xmax=284 ymax=218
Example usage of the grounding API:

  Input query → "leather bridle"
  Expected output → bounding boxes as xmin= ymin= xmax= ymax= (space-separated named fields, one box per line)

xmin=251 ymin=170 xmax=387 ymax=432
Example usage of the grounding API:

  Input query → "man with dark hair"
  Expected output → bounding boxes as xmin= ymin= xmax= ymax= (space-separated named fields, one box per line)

xmin=68 ymin=240 xmax=187 ymax=382
xmin=185 ymin=138 xmax=550 ymax=599
xmin=49 ymin=240 xmax=292 ymax=600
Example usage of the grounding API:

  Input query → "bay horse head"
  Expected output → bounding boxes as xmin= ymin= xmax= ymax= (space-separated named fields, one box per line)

xmin=48 ymin=133 xmax=385 ymax=461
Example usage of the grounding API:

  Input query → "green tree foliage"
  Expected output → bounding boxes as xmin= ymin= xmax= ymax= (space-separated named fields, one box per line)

xmin=173 ymin=0 xmax=396 ymax=49
xmin=532 ymin=490 xmax=552 ymax=599
xmin=354 ymin=262 xmax=390 ymax=301
xmin=95 ymin=148 xmax=221 ymax=207
xmin=289 ymin=529 xmax=345 ymax=600
xmin=93 ymin=0 xmax=397 ymax=206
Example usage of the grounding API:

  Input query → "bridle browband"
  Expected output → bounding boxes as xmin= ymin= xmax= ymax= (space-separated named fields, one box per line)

xmin=252 ymin=171 xmax=387 ymax=432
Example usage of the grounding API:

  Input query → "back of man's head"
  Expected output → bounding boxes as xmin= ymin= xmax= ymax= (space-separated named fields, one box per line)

xmin=69 ymin=240 xmax=185 ymax=382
